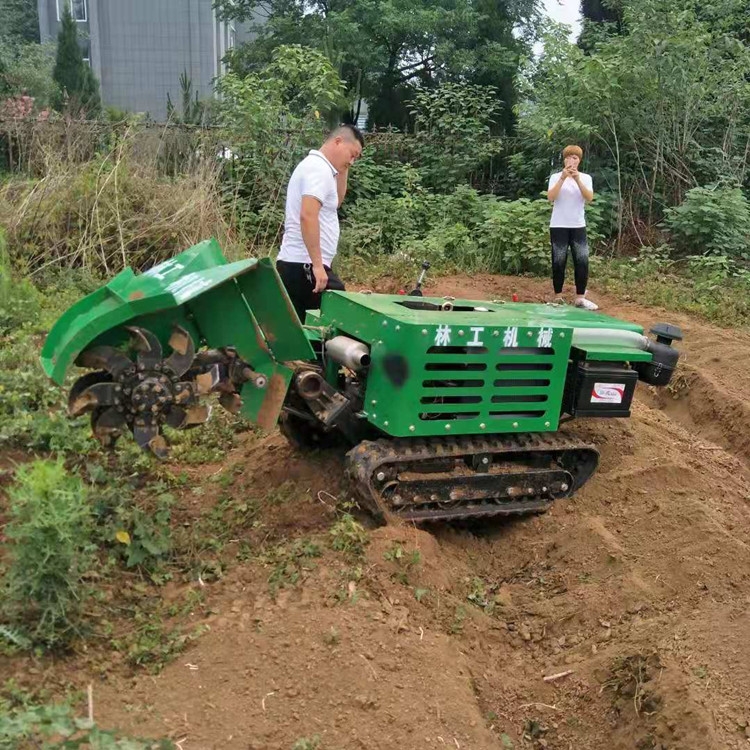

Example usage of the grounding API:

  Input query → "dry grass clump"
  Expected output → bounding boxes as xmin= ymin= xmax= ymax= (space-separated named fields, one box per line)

xmin=0 ymin=124 xmax=243 ymax=275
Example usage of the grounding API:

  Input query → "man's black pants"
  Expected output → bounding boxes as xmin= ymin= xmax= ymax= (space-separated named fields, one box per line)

xmin=276 ymin=260 xmax=346 ymax=323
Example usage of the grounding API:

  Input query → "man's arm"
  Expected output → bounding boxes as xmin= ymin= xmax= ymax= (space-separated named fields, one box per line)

xmin=300 ymin=195 xmax=327 ymax=292
xmin=547 ymin=169 xmax=570 ymax=201
xmin=336 ymin=168 xmax=349 ymax=208
xmin=573 ymin=173 xmax=594 ymax=202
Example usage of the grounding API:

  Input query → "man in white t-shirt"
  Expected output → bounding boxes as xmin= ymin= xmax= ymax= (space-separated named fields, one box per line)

xmin=547 ymin=144 xmax=598 ymax=310
xmin=276 ymin=124 xmax=364 ymax=322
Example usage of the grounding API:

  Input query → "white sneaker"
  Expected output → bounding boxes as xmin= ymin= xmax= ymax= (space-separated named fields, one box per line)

xmin=575 ymin=295 xmax=599 ymax=311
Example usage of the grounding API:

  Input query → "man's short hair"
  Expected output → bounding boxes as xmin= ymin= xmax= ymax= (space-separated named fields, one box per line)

xmin=329 ymin=123 xmax=365 ymax=149
xmin=563 ymin=145 xmax=583 ymax=159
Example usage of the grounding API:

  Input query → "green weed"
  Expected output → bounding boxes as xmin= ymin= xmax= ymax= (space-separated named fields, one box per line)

xmin=329 ymin=512 xmax=369 ymax=558
xmin=265 ymin=538 xmax=322 ymax=598
xmin=2 ymin=459 xmax=95 ymax=650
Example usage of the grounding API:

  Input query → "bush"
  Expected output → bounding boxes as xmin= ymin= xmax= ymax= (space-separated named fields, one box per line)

xmin=476 ymin=198 xmax=552 ymax=275
xmin=0 ymin=324 xmax=95 ymax=453
xmin=0 ymin=239 xmax=42 ymax=335
xmin=665 ymin=184 xmax=750 ymax=258
xmin=2 ymin=459 xmax=94 ymax=649
xmin=409 ymin=83 xmax=503 ymax=191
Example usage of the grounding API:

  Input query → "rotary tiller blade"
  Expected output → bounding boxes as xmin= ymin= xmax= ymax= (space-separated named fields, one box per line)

xmin=68 ymin=371 xmax=111 ymax=415
xmin=91 ymin=406 xmax=126 ymax=448
xmin=126 ymin=326 xmax=163 ymax=370
xmin=219 ymin=392 xmax=243 ymax=414
xmin=77 ymin=346 xmax=134 ymax=379
xmin=194 ymin=364 xmax=221 ymax=395
xmin=164 ymin=326 xmax=196 ymax=377
xmin=183 ymin=404 xmax=212 ymax=427
xmin=69 ymin=381 xmax=119 ymax=418
xmin=132 ymin=417 xmax=168 ymax=458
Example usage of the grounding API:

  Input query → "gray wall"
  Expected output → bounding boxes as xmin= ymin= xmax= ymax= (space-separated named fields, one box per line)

xmin=95 ymin=0 xmax=218 ymax=119
xmin=38 ymin=0 xmax=254 ymax=121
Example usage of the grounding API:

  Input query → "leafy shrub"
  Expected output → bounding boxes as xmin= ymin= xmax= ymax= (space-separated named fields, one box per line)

xmin=665 ymin=184 xmax=750 ymax=257
xmin=0 ymin=328 xmax=95 ymax=454
xmin=476 ymin=199 xmax=552 ymax=275
xmin=2 ymin=460 xmax=94 ymax=649
xmin=409 ymin=82 xmax=503 ymax=191
xmin=0 ymin=245 xmax=42 ymax=335
xmin=92 ymin=480 xmax=174 ymax=570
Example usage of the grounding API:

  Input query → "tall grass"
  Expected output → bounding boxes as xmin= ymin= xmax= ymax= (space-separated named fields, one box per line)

xmin=0 ymin=122 xmax=244 ymax=275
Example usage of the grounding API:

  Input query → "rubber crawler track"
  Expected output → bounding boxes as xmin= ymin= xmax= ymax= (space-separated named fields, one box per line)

xmin=345 ymin=433 xmax=599 ymax=523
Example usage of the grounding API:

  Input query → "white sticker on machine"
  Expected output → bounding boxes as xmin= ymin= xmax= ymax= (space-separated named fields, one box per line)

xmin=591 ymin=383 xmax=626 ymax=404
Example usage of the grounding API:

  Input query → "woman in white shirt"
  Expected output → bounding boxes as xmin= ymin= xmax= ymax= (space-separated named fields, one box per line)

xmin=547 ymin=145 xmax=598 ymax=310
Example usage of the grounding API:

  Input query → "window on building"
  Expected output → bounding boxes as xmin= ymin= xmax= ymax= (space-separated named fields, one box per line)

xmin=57 ymin=0 xmax=87 ymax=22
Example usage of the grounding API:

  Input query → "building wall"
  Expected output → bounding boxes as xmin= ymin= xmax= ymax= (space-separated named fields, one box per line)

xmin=38 ymin=0 xmax=251 ymax=121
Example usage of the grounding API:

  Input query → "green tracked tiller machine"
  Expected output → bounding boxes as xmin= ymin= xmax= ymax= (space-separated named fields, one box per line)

xmin=41 ymin=240 xmax=683 ymax=523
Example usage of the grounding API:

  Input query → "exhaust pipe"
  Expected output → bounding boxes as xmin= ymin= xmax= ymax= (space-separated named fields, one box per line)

xmin=325 ymin=336 xmax=371 ymax=372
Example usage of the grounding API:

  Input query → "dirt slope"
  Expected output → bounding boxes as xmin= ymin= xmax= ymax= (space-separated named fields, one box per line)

xmin=93 ymin=275 xmax=750 ymax=750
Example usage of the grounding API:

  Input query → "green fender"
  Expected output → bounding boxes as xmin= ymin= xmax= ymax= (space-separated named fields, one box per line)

xmin=40 ymin=238 xmax=315 ymax=429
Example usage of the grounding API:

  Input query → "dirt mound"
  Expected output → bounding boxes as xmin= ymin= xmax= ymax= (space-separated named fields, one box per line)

xmin=39 ymin=275 xmax=750 ymax=749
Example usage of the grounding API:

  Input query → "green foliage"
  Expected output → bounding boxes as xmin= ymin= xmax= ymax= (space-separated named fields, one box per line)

xmin=409 ymin=83 xmax=503 ymax=191
xmin=329 ymin=512 xmax=369 ymax=558
xmin=0 ymin=0 xmax=39 ymax=44
xmin=166 ymin=70 xmax=210 ymax=126
xmin=0 ymin=41 xmax=57 ymax=106
xmin=92 ymin=481 xmax=174 ymax=570
xmin=291 ymin=737 xmax=322 ymax=750
xmin=0 ymin=326 xmax=95 ymax=454
xmin=0 ymin=697 xmax=176 ymax=748
xmin=593 ymin=248 xmax=750 ymax=327
xmin=516 ymin=0 xmax=750 ymax=232
xmin=217 ymin=0 xmax=539 ymax=132
xmin=476 ymin=199 xmax=551 ymax=275
xmin=665 ymin=184 xmax=750 ymax=258
xmin=217 ymin=44 xmax=345 ymax=239
xmin=265 ymin=538 xmax=322 ymax=597
xmin=52 ymin=5 xmax=101 ymax=115
xmin=2 ymin=460 xmax=94 ymax=649
xmin=0 ymin=244 xmax=42 ymax=335
xmin=167 ymin=404 xmax=253 ymax=464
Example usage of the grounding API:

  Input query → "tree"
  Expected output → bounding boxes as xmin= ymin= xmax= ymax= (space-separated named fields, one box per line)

xmin=578 ymin=0 xmax=624 ymax=51
xmin=0 ymin=0 xmax=40 ymax=44
xmin=216 ymin=0 xmax=540 ymax=132
xmin=52 ymin=4 xmax=100 ymax=115
xmin=515 ymin=0 xmax=750 ymax=241
xmin=0 ymin=42 xmax=58 ymax=107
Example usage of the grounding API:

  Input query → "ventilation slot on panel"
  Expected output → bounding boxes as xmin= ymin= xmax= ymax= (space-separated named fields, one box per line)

xmin=498 ymin=347 xmax=554 ymax=356
xmin=427 ymin=346 xmax=488 ymax=355
xmin=493 ymin=378 xmax=550 ymax=388
xmin=496 ymin=362 xmax=553 ymax=372
xmin=491 ymin=394 xmax=548 ymax=404
xmin=489 ymin=410 xmax=546 ymax=419
xmin=425 ymin=362 xmax=487 ymax=372
xmin=421 ymin=396 xmax=482 ymax=405
xmin=423 ymin=379 xmax=485 ymax=388
xmin=419 ymin=412 xmax=481 ymax=421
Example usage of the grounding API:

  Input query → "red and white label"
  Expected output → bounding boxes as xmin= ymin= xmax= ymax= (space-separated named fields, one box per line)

xmin=591 ymin=383 xmax=626 ymax=404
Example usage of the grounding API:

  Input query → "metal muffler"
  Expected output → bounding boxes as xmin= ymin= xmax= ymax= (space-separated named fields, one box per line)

xmin=325 ymin=336 xmax=371 ymax=372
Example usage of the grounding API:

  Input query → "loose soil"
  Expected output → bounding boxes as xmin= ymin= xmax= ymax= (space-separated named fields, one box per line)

xmin=5 ymin=275 xmax=750 ymax=750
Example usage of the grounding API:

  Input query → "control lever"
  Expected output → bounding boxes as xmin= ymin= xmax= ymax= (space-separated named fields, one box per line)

xmin=408 ymin=261 xmax=431 ymax=297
